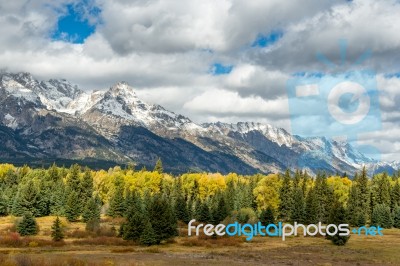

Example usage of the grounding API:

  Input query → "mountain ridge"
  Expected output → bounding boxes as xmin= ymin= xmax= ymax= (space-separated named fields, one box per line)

xmin=0 ymin=71 xmax=396 ymax=175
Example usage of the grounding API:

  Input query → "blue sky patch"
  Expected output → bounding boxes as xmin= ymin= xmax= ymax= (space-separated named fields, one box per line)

xmin=252 ymin=30 xmax=283 ymax=48
xmin=52 ymin=2 xmax=101 ymax=44
xmin=210 ymin=63 xmax=233 ymax=75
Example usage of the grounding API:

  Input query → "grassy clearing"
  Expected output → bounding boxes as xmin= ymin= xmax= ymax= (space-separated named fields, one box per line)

xmin=0 ymin=216 xmax=399 ymax=265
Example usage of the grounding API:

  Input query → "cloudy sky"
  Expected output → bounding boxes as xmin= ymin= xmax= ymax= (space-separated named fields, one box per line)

xmin=0 ymin=0 xmax=400 ymax=161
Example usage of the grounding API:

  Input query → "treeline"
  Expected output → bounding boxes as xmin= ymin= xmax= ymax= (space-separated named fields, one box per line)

xmin=1 ymin=162 xmax=400 ymax=245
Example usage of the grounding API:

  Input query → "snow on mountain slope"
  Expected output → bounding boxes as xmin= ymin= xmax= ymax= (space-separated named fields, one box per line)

xmin=0 ymin=72 xmax=394 ymax=175
xmin=80 ymin=82 xmax=204 ymax=137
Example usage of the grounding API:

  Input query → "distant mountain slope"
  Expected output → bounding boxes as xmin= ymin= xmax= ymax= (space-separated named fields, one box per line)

xmin=0 ymin=72 xmax=396 ymax=175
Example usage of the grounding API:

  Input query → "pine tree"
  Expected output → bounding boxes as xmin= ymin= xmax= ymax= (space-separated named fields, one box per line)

xmin=391 ymin=181 xmax=400 ymax=211
xmin=0 ymin=192 xmax=8 ymax=216
xmin=108 ymin=177 xmax=126 ymax=217
xmin=51 ymin=216 xmax=64 ymax=241
xmin=175 ymin=193 xmax=189 ymax=223
xmin=347 ymin=184 xmax=367 ymax=227
xmin=11 ymin=180 xmax=42 ymax=217
xmin=279 ymin=170 xmax=292 ymax=221
xmin=65 ymin=191 xmax=80 ymax=222
xmin=393 ymin=206 xmax=400 ymax=229
xmin=327 ymin=200 xmax=350 ymax=246
xmin=358 ymin=167 xmax=371 ymax=221
xmin=17 ymin=212 xmax=38 ymax=236
xmin=210 ymin=193 xmax=228 ymax=224
xmin=304 ymin=186 xmax=318 ymax=224
xmin=154 ymin=158 xmax=163 ymax=174
xmin=49 ymin=180 xmax=66 ymax=216
xmin=314 ymin=173 xmax=333 ymax=223
xmin=147 ymin=194 xmax=177 ymax=243
xmin=291 ymin=187 xmax=305 ymax=223
xmin=82 ymin=196 xmax=101 ymax=223
xmin=66 ymin=164 xmax=84 ymax=214
xmin=197 ymin=201 xmax=211 ymax=223
xmin=81 ymin=168 xmax=94 ymax=203
xmin=139 ymin=219 xmax=158 ymax=246
xmin=123 ymin=194 xmax=145 ymax=241
xmin=48 ymin=163 xmax=60 ymax=182
xmin=372 ymin=173 xmax=391 ymax=213
xmin=371 ymin=204 xmax=392 ymax=228
xmin=260 ymin=206 xmax=275 ymax=225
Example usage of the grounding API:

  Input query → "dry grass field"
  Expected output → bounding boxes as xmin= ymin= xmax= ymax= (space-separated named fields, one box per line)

xmin=0 ymin=216 xmax=399 ymax=265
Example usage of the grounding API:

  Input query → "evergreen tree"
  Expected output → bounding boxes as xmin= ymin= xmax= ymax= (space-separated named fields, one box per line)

xmin=17 ymin=212 xmax=38 ymax=236
xmin=197 ymin=201 xmax=211 ymax=223
xmin=371 ymin=204 xmax=392 ymax=228
xmin=48 ymin=163 xmax=60 ymax=182
xmin=65 ymin=191 xmax=80 ymax=222
xmin=327 ymin=200 xmax=350 ymax=246
xmin=279 ymin=170 xmax=292 ymax=221
xmin=259 ymin=206 xmax=275 ymax=225
xmin=82 ymin=196 xmax=101 ymax=223
xmin=304 ymin=186 xmax=318 ymax=224
xmin=108 ymin=177 xmax=126 ymax=217
xmin=290 ymin=187 xmax=305 ymax=223
xmin=11 ymin=180 xmax=42 ymax=217
xmin=391 ymin=181 xmax=400 ymax=211
xmin=393 ymin=206 xmax=400 ymax=229
xmin=0 ymin=193 xmax=8 ymax=216
xmin=51 ymin=216 xmax=64 ymax=241
xmin=175 ymin=193 xmax=189 ymax=223
xmin=139 ymin=219 xmax=158 ymax=246
xmin=210 ymin=194 xmax=228 ymax=224
xmin=123 ymin=193 xmax=145 ymax=241
xmin=147 ymin=194 xmax=177 ymax=243
xmin=347 ymin=185 xmax=365 ymax=226
xmin=314 ymin=173 xmax=333 ymax=223
xmin=154 ymin=158 xmax=163 ymax=174
xmin=66 ymin=164 xmax=84 ymax=214
xmin=49 ymin=180 xmax=66 ymax=216
xmin=357 ymin=167 xmax=371 ymax=221
xmin=81 ymin=168 xmax=94 ymax=203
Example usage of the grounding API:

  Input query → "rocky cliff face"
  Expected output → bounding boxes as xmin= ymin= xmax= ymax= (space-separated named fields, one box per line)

xmin=0 ymin=72 xmax=394 ymax=174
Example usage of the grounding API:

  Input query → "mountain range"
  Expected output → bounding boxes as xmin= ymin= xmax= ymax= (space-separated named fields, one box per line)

xmin=0 ymin=72 xmax=398 ymax=175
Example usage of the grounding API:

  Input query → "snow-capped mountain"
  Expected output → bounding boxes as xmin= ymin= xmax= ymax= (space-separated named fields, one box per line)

xmin=0 ymin=72 xmax=396 ymax=175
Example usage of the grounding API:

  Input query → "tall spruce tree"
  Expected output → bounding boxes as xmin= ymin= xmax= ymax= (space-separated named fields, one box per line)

xmin=11 ymin=180 xmax=42 ymax=217
xmin=108 ymin=177 xmax=126 ymax=217
xmin=65 ymin=191 xmax=80 ymax=222
xmin=83 ymin=196 xmax=101 ymax=223
xmin=393 ymin=206 xmax=400 ymax=228
xmin=154 ymin=158 xmax=163 ymax=174
xmin=327 ymin=199 xmax=350 ymax=246
xmin=305 ymin=186 xmax=318 ymax=224
xmin=147 ymin=194 xmax=177 ymax=243
xmin=357 ymin=167 xmax=371 ymax=221
xmin=81 ymin=168 xmax=94 ymax=203
xmin=371 ymin=204 xmax=392 ymax=228
xmin=175 ymin=193 xmax=189 ymax=223
xmin=123 ymin=193 xmax=145 ymax=241
xmin=279 ymin=170 xmax=292 ymax=221
xmin=291 ymin=187 xmax=305 ymax=223
xmin=391 ymin=181 xmax=400 ymax=211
